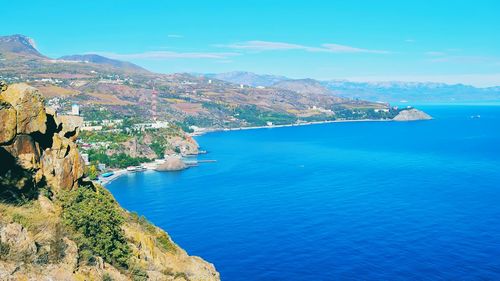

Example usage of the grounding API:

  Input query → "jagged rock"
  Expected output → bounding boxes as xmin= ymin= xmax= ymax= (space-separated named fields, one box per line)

xmin=393 ymin=109 xmax=432 ymax=121
xmin=0 ymin=83 xmax=47 ymax=135
xmin=41 ymin=135 xmax=84 ymax=190
xmin=0 ymin=100 xmax=16 ymax=145
xmin=3 ymin=134 xmax=40 ymax=170
xmin=156 ymin=157 xmax=187 ymax=171
xmin=57 ymin=115 xmax=83 ymax=142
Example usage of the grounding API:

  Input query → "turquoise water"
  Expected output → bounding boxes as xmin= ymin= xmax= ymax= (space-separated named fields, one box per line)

xmin=108 ymin=106 xmax=500 ymax=280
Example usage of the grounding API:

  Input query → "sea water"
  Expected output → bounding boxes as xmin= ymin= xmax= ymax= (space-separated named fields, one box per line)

xmin=108 ymin=106 xmax=500 ymax=280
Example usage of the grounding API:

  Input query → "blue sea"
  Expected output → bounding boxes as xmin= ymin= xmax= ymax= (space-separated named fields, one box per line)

xmin=108 ymin=106 xmax=500 ymax=280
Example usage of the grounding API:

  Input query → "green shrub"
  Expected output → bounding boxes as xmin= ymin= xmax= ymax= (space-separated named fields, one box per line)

xmin=59 ymin=185 xmax=131 ymax=269
xmin=102 ymin=273 xmax=114 ymax=281
xmin=12 ymin=213 xmax=30 ymax=228
xmin=35 ymin=250 xmax=49 ymax=265
xmin=0 ymin=241 xmax=10 ymax=259
xmin=131 ymin=266 xmax=148 ymax=281
xmin=157 ymin=232 xmax=175 ymax=253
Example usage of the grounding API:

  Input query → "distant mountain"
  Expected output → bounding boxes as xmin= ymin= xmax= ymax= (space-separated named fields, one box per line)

xmin=272 ymin=79 xmax=333 ymax=96
xmin=0 ymin=34 xmax=45 ymax=59
xmin=206 ymin=71 xmax=288 ymax=87
xmin=208 ymin=71 xmax=500 ymax=103
xmin=322 ymin=80 xmax=500 ymax=103
xmin=59 ymin=54 xmax=148 ymax=73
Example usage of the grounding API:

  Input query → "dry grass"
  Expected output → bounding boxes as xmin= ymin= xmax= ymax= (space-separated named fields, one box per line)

xmin=87 ymin=92 xmax=134 ymax=105
xmin=171 ymin=102 xmax=206 ymax=115
xmin=36 ymin=85 xmax=79 ymax=98
xmin=0 ymin=200 xmax=61 ymax=242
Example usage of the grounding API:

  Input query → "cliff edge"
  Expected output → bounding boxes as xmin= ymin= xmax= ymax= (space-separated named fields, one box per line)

xmin=0 ymin=82 xmax=219 ymax=281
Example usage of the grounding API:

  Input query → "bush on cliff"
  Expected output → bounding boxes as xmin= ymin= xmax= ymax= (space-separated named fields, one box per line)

xmin=59 ymin=184 xmax=131 ymax=269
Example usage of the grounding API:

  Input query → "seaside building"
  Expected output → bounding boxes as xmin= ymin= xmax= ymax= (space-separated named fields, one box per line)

xmin=97 ymin=163 xmax=106 ymax=171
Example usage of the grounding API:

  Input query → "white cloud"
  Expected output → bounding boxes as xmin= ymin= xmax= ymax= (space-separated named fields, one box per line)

xmin=425 ymin=51 xmax=447 ymax=56
xmin=167 ymin=34 xmax=183 ymax=38
xmin=405 ymin=39 xmax=416 ymax=43
xmin=95 ymin=51 xmax=240 ymax=60
xmin=218 ymin=40 xmax=389 ymax=54
xmin=322 ymin=43 xmax=389 ymax=54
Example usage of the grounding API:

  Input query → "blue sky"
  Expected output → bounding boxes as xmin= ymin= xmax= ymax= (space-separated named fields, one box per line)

xmin=2 ymin=0 xmax=500 ymax=86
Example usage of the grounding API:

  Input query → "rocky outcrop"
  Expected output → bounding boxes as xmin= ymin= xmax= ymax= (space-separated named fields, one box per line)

xmin=393 ymin=108 xmax=432 ymax=121
xmin=41 ymin=134 xmax=85 ymax=190
xmin=1 ymin=83 xmax=47 ymax=135
xmin=165 ymin=135 xmax=199 ymax=156
xmin=0 ymin=82 xmax=220 ymax=280
xmin=156 ymin=157 xmax=187 ymax=171
xmin=0 ymin=83 xmax=84 ymax=192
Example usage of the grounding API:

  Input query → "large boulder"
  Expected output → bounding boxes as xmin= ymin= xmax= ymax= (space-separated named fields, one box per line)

xmin=0 ymin=100 xmax=16 ymax=145
xmin=0 ymin=83 xmax=46 ymax=135
xmin=41 ymin=134 xmax=85 ymax=191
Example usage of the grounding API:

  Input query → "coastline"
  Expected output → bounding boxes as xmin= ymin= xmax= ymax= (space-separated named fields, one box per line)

xmin=101 ymin=118 xmax=393 ymax=186
xmin=97 ymin=168 xmax=130 ymax=186
xmin=190 ymin=118 xmax=392 ymax=137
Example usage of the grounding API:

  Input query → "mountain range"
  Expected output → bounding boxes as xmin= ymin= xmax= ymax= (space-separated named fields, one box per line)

xmin=1 ymin=34 xmax=395 ymax=129
xmin=206 ymin=71 xmax=500 ymax=104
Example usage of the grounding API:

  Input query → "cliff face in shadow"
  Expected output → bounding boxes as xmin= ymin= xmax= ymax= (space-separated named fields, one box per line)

xmin=0 ymin=82 xmax=219 ymax=281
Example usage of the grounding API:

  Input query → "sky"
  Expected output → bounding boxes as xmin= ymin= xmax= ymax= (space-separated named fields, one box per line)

xmin=1 ymin=0 xmax=500 ymax=87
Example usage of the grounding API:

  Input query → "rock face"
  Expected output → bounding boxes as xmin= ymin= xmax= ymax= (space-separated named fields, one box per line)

xmin=393 ymin=108 xmax=432 ymax=121
xmin=0 ymin=83 xmax=84 ymax=192
xmin=1 ymin=83 xmax=47 ymax=135
xmin=0 ymin=83 xmax=220 ymax=280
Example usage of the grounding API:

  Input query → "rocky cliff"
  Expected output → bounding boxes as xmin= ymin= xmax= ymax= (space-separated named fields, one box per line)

xmin=0 ymin=82 xmax=219 ymax=280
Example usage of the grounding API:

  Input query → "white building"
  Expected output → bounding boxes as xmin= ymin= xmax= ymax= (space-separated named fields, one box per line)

xmin=71 ymin=104 xmax=80 ymax=116
xmin=81 ymin=125 xmax=103 ymax=131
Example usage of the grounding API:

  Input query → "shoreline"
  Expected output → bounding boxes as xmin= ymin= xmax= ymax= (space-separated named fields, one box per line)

xmin=190 ymin=118 xmax=392 ymax=137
